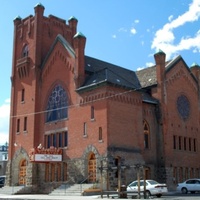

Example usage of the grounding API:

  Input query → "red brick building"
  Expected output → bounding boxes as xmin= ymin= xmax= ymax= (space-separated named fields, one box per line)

xmin=6 ymin=3 xmax=200 ymax=192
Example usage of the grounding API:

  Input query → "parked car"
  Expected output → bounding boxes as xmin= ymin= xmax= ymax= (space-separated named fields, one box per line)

xmin=0 ymin=176 xmax=5 ymax=188
xmin=177 ymin=178 xmax=200 ymax=194
xmin=127 ymin=179 xmax=168 ymax=198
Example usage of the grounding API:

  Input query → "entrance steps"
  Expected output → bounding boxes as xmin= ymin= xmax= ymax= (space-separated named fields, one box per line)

xmin=49 ymin=183 xmax=94 ymax=196
xmin=0 ymin=183 xmax=95 ymax=196
xmin=0 ymin=186 xmax=24 ymax=195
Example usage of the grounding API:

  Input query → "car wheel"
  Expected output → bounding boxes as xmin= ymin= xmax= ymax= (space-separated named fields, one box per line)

xmin=181 ymin=187 xmax=188 ymax=194
xmin=145 ymin=190 xmax=151 ymax=198
xmin=156 ymin=194 xmax=162 ymax=197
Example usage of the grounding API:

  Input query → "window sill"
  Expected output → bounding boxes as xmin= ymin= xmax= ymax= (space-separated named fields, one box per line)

xmin=59 ymin=146 xmax=68 ymax=150
xmin=83 ymin=134 xmax=88 ymax=138
xmin=16 ymin=132 xmax=20 ymax=135
xmin=90 ymin=118 xmax=95 ymax=122
xmin=45 ymin=117 xmax=69 ymax=124
xmin=98 ymin=140 xmax=103 ymax=143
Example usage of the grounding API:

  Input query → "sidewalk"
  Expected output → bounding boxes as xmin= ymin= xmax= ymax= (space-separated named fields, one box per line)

xmin=0 ymin=194 xmax=101 ymax=200
xmin=0 ymin=191 xmax=179 ymax=200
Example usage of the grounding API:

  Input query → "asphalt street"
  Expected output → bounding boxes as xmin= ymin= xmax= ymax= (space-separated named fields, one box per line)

xmin=1 ymin=194 xmax=200 ymax=200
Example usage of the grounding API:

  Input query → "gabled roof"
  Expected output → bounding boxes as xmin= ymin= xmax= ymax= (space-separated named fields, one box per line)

xmin=77 ymin=56 xmax=141 ymax=91
xmin=136 ymin=55 xmax=197 ymax=88
xmin=41 ymin=34 xmax=75 ymax=70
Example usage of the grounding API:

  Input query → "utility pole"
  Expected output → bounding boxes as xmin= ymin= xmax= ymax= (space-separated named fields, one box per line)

xmin=137 ymin=167 xmax=141 ymax=199
xmin=99 ymin=160 xmax=103 ymax=198
xmin=99 ymin=158 xmax=109 ymax=199
xmin=143 ymin=167 xmax=147 ymax=199
xmin=118 ymin=157 xmax=121 ymax=197
xmin=135 ymin=164 xmax=142 ymax=199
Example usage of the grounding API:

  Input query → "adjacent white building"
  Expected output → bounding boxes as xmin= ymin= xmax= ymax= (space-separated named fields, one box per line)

xmin=0 ymin=144 xmax=8 ymax=161
xmin=0 ymin=143 xmax=8 ymax=176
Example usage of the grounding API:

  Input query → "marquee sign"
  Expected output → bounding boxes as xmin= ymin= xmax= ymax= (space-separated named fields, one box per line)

xmin=29 ymin=146 xmax=62 ymax=162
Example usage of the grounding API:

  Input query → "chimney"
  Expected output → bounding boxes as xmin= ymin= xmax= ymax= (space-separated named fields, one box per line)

xmin=73 ymin=32 xmax=86 ymax=88
xmin=154 ymin=49 xmax=166 ymax=103
xmin=34 ymin=3 xmax=45 ymax=68
xmin=68 ymin=16 xmax=78 ymax=41
xmin=154 ymin=49 xmax=166 ymax=85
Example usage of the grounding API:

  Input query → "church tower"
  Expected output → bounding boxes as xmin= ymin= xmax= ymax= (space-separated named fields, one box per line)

xmin=7 ymin=3 xmax=80 ymax=186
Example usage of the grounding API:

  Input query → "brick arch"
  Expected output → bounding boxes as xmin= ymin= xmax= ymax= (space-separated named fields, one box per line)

xmin=82 ymin=145 xmax=99 ymax=160
xmin=44 ymin=80 xmax=71 ymax=107
xmin=82 ymin=145 xmax=100 ymax=183
xmin=43 ymin=81 xmax=72 ymax=123
xmin=12 ymin=147 xmax=29 ymax=186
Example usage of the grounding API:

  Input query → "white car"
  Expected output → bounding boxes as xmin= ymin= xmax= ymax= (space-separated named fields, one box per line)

xmin=177 ymin=178 xmax=200 ymax=194
xmin=127 ymin=179 xmax=168 ymax=198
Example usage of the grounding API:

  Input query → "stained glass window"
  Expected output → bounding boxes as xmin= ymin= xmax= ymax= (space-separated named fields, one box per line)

xmin=46 ymin=85 xmax=68 ymax=122
xmin=176 ymin=95 xmax=190 ymax=120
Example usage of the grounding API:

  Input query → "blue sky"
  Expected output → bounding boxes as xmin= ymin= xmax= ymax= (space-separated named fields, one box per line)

xmin=1 ymin=0 xmax=200 ymax=145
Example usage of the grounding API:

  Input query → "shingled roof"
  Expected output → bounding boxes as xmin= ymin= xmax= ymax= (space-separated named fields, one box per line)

xmin=136 ymin=60 xmax=173 ymax=88
xmin=77 ymin=56 xmax=158 ymax=104
xmin=77 ymin=56 xmax=141 ymax=91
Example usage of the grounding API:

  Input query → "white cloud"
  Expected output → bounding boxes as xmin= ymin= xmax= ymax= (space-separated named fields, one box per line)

xmin=0 ymin=99 xmax=10 ymax=145
xmin=136 ymin=67 xmax=145 ymax=71
xmin=168 ymin=15 xmax=173 ymax=22
xmin=130 ymin=28 xmax=137 ymax=35
xmin=151 ymin=0 xmax=200 ymax=60
xmin=146 ymin=62 xmax=155 ymax=67
xmin=134 ymin=19 xmax=139 ymax=24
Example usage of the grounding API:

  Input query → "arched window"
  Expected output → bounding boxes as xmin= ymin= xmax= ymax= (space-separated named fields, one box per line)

xmin=19 ymin=159 xmax=27 ymax=185
xmin=22 ymin=44 xmax=29 ymax=57
xmin=143 ymin=120 xmax=150 ymax=149
xmin=46 ymin=84 xmax=68 ymax=122
xmin=88 ymin=153 xmax=96 ymax=183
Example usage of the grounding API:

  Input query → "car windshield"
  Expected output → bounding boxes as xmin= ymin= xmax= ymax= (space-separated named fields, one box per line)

xmin=0 ymin=177 xmax=5 ymax=184
xmin=148 ymin=180 xmax=159 ymax=185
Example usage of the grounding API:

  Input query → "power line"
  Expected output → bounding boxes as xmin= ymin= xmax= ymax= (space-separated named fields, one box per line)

xmin=10 ymin=88 xmax=138 ymax=118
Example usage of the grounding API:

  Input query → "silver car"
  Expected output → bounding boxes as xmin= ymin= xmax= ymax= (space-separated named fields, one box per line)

xmin=177 ymin=178 xmax=200 ymax=194
xmin=127 ymin=179 xmax=168 ymax=198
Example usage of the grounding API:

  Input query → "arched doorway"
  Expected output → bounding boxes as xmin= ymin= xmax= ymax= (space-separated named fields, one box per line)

xmin=88 ymin=152 xmax=96 ymax=183
xmin=19 ymin=159 xmax=27 ymax=185
xmin=144 ymin=167 xmax=151 ymax=179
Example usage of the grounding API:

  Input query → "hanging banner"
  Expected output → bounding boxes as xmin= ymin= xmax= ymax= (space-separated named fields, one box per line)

xmin=29 ymin=146 xmax=62 ymax=162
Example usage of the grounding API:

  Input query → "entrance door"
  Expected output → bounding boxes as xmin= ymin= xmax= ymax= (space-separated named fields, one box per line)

xmin=144 ymin=167 xmax=151 ymax=179
xmin=88 ymin=153 xmax=96 ymax=183
xmin=19 ymin=159 xmax=26 ymax=185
